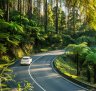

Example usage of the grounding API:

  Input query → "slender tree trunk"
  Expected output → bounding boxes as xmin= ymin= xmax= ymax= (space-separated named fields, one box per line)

xmin=55 ymin=0 xmax=58 ymax=34
xmin=44 ymin=0 xmax=48 ymax=32
xmin=72 ymin=1 xmax=77 ymax=34
xmin=18 ymin=0 xmax=20 ymax=11
xmin=34 ymin=0 xmax=37 ymax=7
xmin=67 ymin=7 xmax=70 ymax=31
xmin=93 ymin=64 xmax=96 ymax=83
xmin=6 ymin=0 xmax=9 ymax=21
xmin=23 ymin=0 xmax=25 ymax=15
xmin=37 ymin=0 xmax=41 ymax=24
xmin=2 ymin=0 xmax=6 ymax=11
xmin=86 ymin=64 xmax=91 ymax=82
xmin=76 ymin=53 xmax=80 ymax=76
xmin=28 ymin=0 xmax=33 ymax=19
xmin=72 ymin=6 xmax=75 ymax=33
xmin=20 ymin=0 xmax=22 ymax=25
xmin=0 ymin=1 xmax=3 ymax=9
xmin=50 ymin=0 xmax=53 ymax=9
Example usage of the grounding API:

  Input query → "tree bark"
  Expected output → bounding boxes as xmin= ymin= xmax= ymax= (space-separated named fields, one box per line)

xmin=18 ymin=0 xmax=20 ymax=11
xmin=37 ymin=0 xmax=41 ymax=24
xmin=55 ymin=0 xmax=58 ymax=34
xmin=86 ymin=64 xmax=91 ymax=82
xmin=93 ymin=64 xmax=96 ymax=83
xmin=6 ymin=0 xmax=9 ymax=21
xmin=28 ymin=0 xmax=33 ymax=19
xmin=44 ymin=0 xmax=48 ymax=32
xmin=72 ymin=6 xmax=75 ymax=33
xmin=0 ymin=1 xmax=3 ymax=9
xmin=23 ymin=0 xmax=25 ymax=15
xmin=76 ymin=53 xmax=80 ymax=76
xmin=20 ymin=0 xmax=22 ymax=25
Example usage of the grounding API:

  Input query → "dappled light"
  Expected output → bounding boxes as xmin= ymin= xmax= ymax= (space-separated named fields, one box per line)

xmin=0 ymin=0 xmax=96 ymax=90
xmin=30 ymin=67 xmax=52 ymax=72
xmin=36 ymin=73 xmax=61 ymax=80
xmin=31 ymin=63 xmax=50 ymax=67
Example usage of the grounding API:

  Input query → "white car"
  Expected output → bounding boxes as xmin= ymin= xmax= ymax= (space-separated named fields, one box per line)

xmin=20 ymin=56 xmax=32 ymax=65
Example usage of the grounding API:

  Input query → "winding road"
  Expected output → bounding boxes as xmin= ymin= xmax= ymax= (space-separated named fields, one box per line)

xmin=10 ymin=50 xmax=88 ymax=91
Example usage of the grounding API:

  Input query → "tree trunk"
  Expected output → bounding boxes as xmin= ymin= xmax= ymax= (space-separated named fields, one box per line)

xmin=18 ymin=0 xmax=20 ymax=11
xmin=67 ymin=7 xmax=70 ymax=31
xmin=28 ymin=0 xmax=33 ymax=19
xmin=1 ymin=0 xmax=6 ymax=11
xmin=0 ymin=1 xmax=3 ymax=9
xmin=72 ymin=6 xmax=75 ymax=33
xmin=93 ymin=64 xmax=96 ymax=83
xmin=55 ymin=0 xmax=58 ymax=34
xmin=37 ymin=0 xmax=41 ymax=24
xmin=23 ymin=0 xmax=25 ymax=15
xmin=50 ymin=0 xmax=53 ymax=9
xmin=6 ymin=0 xmax=9 ymax=21
xmin=76 ymin=53 xmax=80 ymax=76
xmin=20 ymin=0 xmax=22 ymax=25
xmin=86 ymin=64 xmax=91 ymax=82
xmin=44 ymin=0 xmax=48 ymax=32
xmin=60 ymin=0 xmax=62 ymax=7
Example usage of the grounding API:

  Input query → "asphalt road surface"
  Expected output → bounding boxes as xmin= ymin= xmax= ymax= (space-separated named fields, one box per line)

xmin=10 ymin=50 xmax=88 ymax=91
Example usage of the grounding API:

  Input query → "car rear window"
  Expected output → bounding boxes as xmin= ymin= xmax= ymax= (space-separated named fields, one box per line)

xmin=22 ymin=58 xmax=30 ymax=60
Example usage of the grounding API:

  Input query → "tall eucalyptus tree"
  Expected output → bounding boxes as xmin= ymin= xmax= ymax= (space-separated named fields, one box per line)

xmin=6 ymin=0 xmax=9 ymax=21
xmin=55 ymin=0 xmax=59 ymax=34
xmin=65 ymin=0 xmax=96 ymax=31
xmin=44 ymin=0 xmax=48 ymax=32
xmin=28 ymin=0 xmax=33 ymax=18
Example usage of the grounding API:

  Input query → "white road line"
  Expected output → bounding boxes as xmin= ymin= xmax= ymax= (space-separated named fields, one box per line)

xmin=28 ymin=54 xmax=89 ymax=91
xmin=51 ymin=58 xmax=89 ymax=91
xmin=28 ymin=56 xmax=46 ymax=91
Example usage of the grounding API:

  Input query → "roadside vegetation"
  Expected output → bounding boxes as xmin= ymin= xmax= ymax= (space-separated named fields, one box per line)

xmin=54 ymin=45 xmax=96 ymax=88
xmin=0 ymin=0 xmax=96 ymax=90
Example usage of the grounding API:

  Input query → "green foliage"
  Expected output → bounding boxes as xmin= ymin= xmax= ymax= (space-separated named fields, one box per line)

xmin=65 ymin=42 xmax=88 ymax=54
xmin=47 ymin=34 xmax=62 ymax=45
xmin=9 ymin=22 xmax=24 ymax=33
xmin=86 ymin=52 xmax=96 ymax=64
xmin=0 ymin=19 xmax=10 ymax=31
xmin=76 ymin=36 xmax=95 ymax=46
xmin=17 ymin=81 xmax=33 ymax=91
xmin=55 ymin=56 xmax=77 ymax=78
xmin=33 ymin=7 xmax=40 ymax=23
xmin=52 ymin=34 xmax=62 ymax=43
xmin=29 ymin=20 xmax=38 ymax=26
xmin=0 ymin=20 xmax=23 ymax=33
xmin=21 ymin=17 xmax=29 ymax=25
xmin=47 ymin=4 xmax=54 ymax=28
xmin=67 ymin=9 xmax=80 ymax=32
xmin=76 ymin=36 xmax=95 ymax=43
xmin=0 ymin=44 xmax=7 ymax=54
xmin=62 ymin=34 xmax=75 ymax=46
xmin=0 ymin=60 xmax=14 ymax=90
xmin=77 ymin=36 xmax=91 ymax=43
xmin=59 ymin=11 xmax=66 ymax=32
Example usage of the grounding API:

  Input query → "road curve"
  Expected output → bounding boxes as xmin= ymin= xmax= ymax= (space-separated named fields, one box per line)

xmin=10 ymin=50 xmax=88 ymax=91
xmin=29 ymin=50 xmax=88 ymax=91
